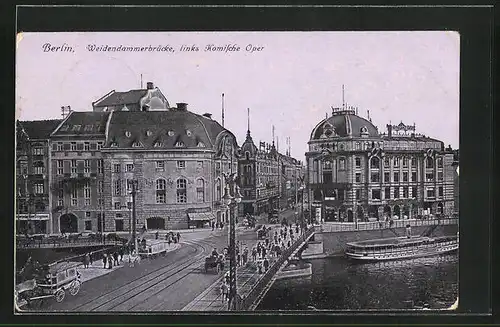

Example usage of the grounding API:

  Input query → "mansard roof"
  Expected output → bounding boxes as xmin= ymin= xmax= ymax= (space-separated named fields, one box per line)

xmin=18 ymin=119 xmax=62 ymax=140
xmin=51 ymin=112 xmax=110 ymax=136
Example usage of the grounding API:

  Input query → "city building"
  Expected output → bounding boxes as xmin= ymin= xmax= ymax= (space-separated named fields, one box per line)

xmin=306 ymin=106 xmax=455 ymax=223
xmin=16 ymin=119 xmax=62 ymax=234
xmin=101 ymin=103 xmax=239 ymax=231
xmin=238 ymin=112 xmax=303 ymax=217
xmin=49 ymin=112 xmax=110 ymax=233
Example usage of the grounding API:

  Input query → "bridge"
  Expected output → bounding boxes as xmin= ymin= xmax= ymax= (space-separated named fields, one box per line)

xmin=16 ymin=236 xmax=123 ymax=250
xmin=182 ymin=225 xmax=318 ymax=311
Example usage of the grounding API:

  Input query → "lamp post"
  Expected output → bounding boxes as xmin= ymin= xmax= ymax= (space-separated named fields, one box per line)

xmin=222 ymin=174 xmax=242 ymax=310
xmin=130 ymin=180 xmax=139 ymax=255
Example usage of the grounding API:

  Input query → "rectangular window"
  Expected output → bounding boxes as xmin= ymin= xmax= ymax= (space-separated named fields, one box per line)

xmin=84 ymin=159 xmax=91 ymax=173
xmin=355 ymin=157 xmax=361 ymax=168
xmin=85 ymin=220 xmax=92 ymax=231
xmin=127 ymin=202 xmax=132 ymax=209
xmin=156 ymin=161 xmax=165 ymax=172
xmin=96 ymin=141 xmax=104 ymax=150
xmin=384 ymin=187 xmax=391 ymax=199
xmin=57 ymin=142 xmax=64 ymax=151
xmin=85 ymin=198 xmax=91 ymax=206
xmin=403 ymin=172 xmax=408 ymax=182
xmin=84 ymin=142 xmax=90 ymax=151
xmin=71 ymin=159 xmax=77 ymax=174
xmin=34 ymin=166 xmax=44 ymax=175
xmin=115 ymin=220 xmax=124 ymax=232
xmin=323 ymin=172 xmax=333 ymax=184
xmin=114 ymin=164 xmax=121 ymax=173
xmin=403 ymin=186 xmax=409 ymax=198
xmin=32 ymin=147 xmax=44 ymax=155
xmin=177 ymin=160 xmax=186 ymax=169
xmin=71 ymin=198 xmax=78 ymax=206
xmin=384 ymin=157 xmax=390 ymax=168
xmin=393 ymin=157 xmax=400 ymax=167
xmin=57 ymin=160 xmax=64 ymax=175
xmin=177 ymin=179 xmax=187 ymax=203
xmin=438 ymin=171 xmax=443 ymax=181
xmin=98 ymin=180 xmax=103 ymax=193
xmin=355 ymin=173 xmax=361 ymax=183
xmin=403 ymin=157 xmax=408 ymax=167
xmin=114 ymin=202 xmax=121 ymax=210
xmin=411 ymin=172 xmax=417 ymax=182
xmin=126 ymin=163 xmax=134 ymax=172
xmin=84 ymin=188 xmax=91 ymax=198
xmin=371 ymin=189 xmax=381 ymax=200
xmin=437 ymin=157 xmax=443 ymax=167
xmin=426 ymin=188 xmax=435 ymax=198
xmin=85 ymin=211 xmax=91 ymax=218
xmin=426 ymin=172 xmax=434 ymax=182
xmin=356 ymin=189 xmax=361 ymax=200
xmin=114 ymin=179 xmax=122 ymax=196
xmin=71 ymin=142 xmax=77 ymax=151
xmin=97 ymin=159 xmax=103 ymax=174
xmin=439 ymin=186 xmax=444 ymax=197
xmin=411 ymin=157 xmax=417 ymax=167
xmin=370 ymin=172 xmax=380 ymax=183
xmin=394 ymin=172 xmax=400 ymax=182
xmin=394 ymin=187 xmax=400 ymax=198
xmin=98 ymin=198 xmax=103 ymax=207
xmin=127 ymin=179 xmax=134 ymax=192
xmin=34 ymin=183 xmax=44 ymax=194
xmin=58 ymin=199 xmax=64 ymax=207
xmin=412 ymin=186 xmax=418 ymax=198
xmin=384 ymin=172 xmax=390 ymax=183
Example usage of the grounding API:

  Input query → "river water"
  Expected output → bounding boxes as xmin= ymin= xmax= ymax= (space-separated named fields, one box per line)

xmin=257 ymin=253 xmax=458 ymax=311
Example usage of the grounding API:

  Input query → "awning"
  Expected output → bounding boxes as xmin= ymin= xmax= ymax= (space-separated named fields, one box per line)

xmin=188 ymin=212 xmax=216 ymax=221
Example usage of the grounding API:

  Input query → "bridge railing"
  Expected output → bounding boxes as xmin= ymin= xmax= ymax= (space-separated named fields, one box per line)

xmin=16 ymin=236 xmax=123 ymax=249
xmin=240 ymin=226 xmax=316 ymax=310
xmin=320 ymin=218 xmax=458 ymax=233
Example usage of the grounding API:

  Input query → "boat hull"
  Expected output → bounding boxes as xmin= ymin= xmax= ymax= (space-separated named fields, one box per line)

xmin=345 ymin=244 xmax=458 ymax=262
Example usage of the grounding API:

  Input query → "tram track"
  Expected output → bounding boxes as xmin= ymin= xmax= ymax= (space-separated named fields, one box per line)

xmin=71 ymin=237 xmax=219 ymax=312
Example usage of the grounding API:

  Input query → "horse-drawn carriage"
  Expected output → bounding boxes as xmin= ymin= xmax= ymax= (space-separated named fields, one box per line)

xmin=15 ymin=262 xmax=82 ymax=310
xmin=204 ymin=254 xmax=225 ymax=274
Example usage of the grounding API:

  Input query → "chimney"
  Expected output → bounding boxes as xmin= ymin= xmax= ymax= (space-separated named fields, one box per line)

xmin=387 ymin=124 xmax=392 ymax=137
xmin=176 ymin=103 xmax=188 ymax=111
xmin=146 ymin=82 xmax=154 ymax=89
xmin=203 ymin=113 xmax=212 ymax=119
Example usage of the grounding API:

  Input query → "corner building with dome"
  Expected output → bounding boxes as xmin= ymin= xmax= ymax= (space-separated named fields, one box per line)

xmin=306 ymin=107 xmax=456 ymax=224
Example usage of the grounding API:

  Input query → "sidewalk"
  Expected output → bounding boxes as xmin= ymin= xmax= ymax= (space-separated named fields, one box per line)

xmin=182 ymin=224 xmax=305 ymax=311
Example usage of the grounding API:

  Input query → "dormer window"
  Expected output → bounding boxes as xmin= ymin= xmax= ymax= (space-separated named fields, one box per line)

xmin=146 ymin=130 xmax=153 ymax=137
xmin=110 ymin=142 xmax=118 ymax=148
xmin=197 ymin=142 xmax=205 ymax=148
xmin=125 ymin=131 xmax=131 ymax=138
xmin=72 ymin=125 xmax=81 ymax=132
xmin=175 ymin=141 xmax=185 ymax=148
xmin=60 ymin=125 xmax=69 ymax=132
xmin=132 ymin=141 xmax=143 ymax=148
xmin=186 ymin=130 xmax=192 ymax=137
xmin=168 ymin=130 xmax=175 ymax=136
xmin=154 ymin=141 xmax=162 ymax=148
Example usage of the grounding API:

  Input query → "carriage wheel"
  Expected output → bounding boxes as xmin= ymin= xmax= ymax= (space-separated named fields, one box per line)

xmin=55 ymin=289 xmax=65 ymax=303
xmin=69 ymin=280 xmax=81 ymax=296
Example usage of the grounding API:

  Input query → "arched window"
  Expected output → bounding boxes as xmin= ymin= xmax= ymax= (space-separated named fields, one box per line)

xmin=156 ymin=179 xmax=166 ymax=204
xmin=426 ymin=156 xmax=434 ymax=169
xmin=196 ymin=178 xmax=205 ymax=202
xmin=323 ymin=160 xmax=332 ymax=170
xmin=245 ymin=151 xmax=250 ymax=160
xmin=370 ymin=157 xmax=380 ymax=169
xmin=339 ymin=158 xmax=346 ymax=170
xmin=216 ymin=178 xmax=222 ymax=201
xmin=355 ymin=142 xmax=361 ymax=150
xmin=176 ymin=178 xmax=187 ymax=203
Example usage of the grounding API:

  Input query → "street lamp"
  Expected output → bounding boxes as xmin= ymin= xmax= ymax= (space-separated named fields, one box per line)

xmin=222 ymin=175 xmax=242 ymax=310
xmin=129 ymin=180 xmax=139 ymax=255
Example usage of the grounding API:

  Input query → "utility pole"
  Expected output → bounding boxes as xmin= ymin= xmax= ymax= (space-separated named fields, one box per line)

xmin=131 ymin=180 xmax=138 ymax=254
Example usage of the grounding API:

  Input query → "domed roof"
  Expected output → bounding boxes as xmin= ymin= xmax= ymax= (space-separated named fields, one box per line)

xmin=105 ymin=109 xmax=232 ymax=150
xmin=310 ymin=110 xmax=379 ymax=140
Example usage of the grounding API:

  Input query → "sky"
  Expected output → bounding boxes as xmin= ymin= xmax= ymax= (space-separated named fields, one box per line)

xmin=16 ymin=31 xmax=460 ymax=161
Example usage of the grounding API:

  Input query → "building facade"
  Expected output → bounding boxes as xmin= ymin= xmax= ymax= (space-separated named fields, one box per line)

xmin=306 ymin=107 xmax=455 ymax=223
xmin=16 ymin=120 xmax=62 ymax=234
xmin=49 ymin=112 xmax=110 ymax=234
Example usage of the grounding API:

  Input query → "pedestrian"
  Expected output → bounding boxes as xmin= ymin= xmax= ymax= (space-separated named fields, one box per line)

xmin=155 ymin=231 xmax=159 ymax=240
xmin=262 ymin=247 xmax=267 ymax=258
xmin=220 ymin=281 xmax=229 ymax=303
xmin=243 ymin=247 xmax=248 ymax=265
xmin=220 ymin=221 xmax=224 ymax=230
xmin=265 ymin=238 xmax=269 ymax=247
xmin=263 ymin=256 xmax=269 ymax=272
xmin=225 ymin=271 xmax=230 ymax=284
xmin=287 ymin=240 xmax=291 ymax=248
xmin=102 ymin=253 xmax=107 ymax=269
xmin=83 ymin=253 xmax=90 ymax=269
xmin=295 ymin=225 xmax=299 ymax=235
xmin=177 ymin=232 xmax=181 ymax=242
xmin=119 ymin=247 xmax=124 ymax=263
xmin=108 ymin=253 xmax=113 ymax=269
xmin=252 ymin=247 xmax=257 ymax=262
xmin=113 ymin=251 xmax=119 ymax=266
xmin=212 ymin=221 xmax=215 ymax=231
xmin=89 ymin=252 xmax=93 ymax=265
xmin=257 ymin=260 xmax=263 ymax=274
xmin=167 ymin=236 xmax=172 ymax=247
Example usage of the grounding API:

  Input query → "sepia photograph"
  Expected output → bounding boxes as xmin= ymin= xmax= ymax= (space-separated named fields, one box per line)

xmin=15 ymin=31 xmax=460 ymax=313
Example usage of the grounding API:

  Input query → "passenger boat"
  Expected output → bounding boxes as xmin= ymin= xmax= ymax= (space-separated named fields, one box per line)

xmin=345 ymin=234 xmax=458 ymax=261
